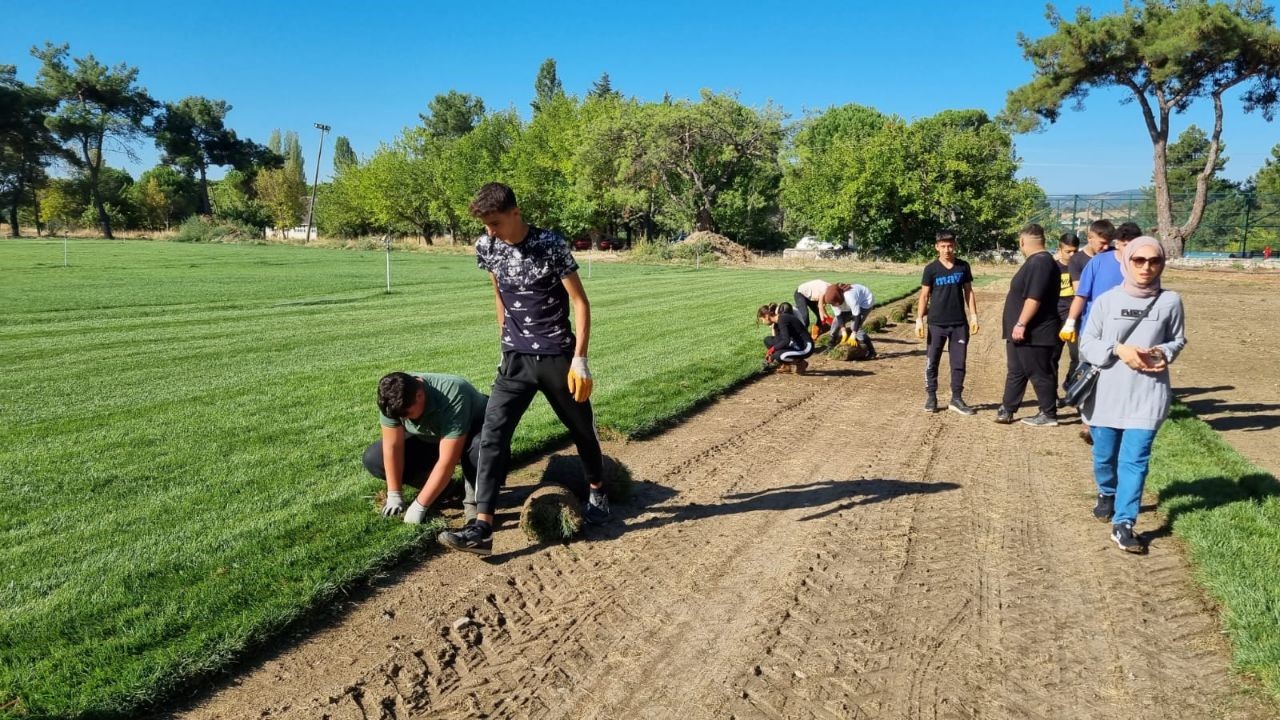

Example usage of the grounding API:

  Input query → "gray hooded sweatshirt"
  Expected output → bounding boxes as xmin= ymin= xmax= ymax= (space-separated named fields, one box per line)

xmin=1079 ymin=287 xmax=1187 ymax=430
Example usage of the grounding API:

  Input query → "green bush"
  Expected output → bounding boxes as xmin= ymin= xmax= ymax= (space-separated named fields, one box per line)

xmin=173 ymin=216 xmax=264 ymax=244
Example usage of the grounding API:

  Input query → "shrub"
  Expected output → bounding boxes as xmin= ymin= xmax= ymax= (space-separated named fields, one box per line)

xmin=173 ymin=216 xmax=264 ymax=244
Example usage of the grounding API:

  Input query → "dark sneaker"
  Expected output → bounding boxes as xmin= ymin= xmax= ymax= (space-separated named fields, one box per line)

xmin=437 ymin=523 xmax=492 ymax=556
xmin=1111 ymin=522 xmax=1145 ymax=553
xmin=584 ymin=491 xmax=611 ymax=525
xmin=949 ymin=396 xmax=976 ymax=416
xmin=1055 ymin=396 xmax=1067 ymax=409
xmin=1092 ymin=494 xmax=1115 ymax=523
xmin=1020 ymin=412 xmax=1059 ymax=427
xmin=994 ymin=406 xmax=1014 ymax=424
xmin=924 ymin=394 xmax=938 ymax=413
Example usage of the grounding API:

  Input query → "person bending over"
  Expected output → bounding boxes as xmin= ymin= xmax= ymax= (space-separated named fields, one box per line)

xmin=363 ymin=372 xmax=488 ymax=524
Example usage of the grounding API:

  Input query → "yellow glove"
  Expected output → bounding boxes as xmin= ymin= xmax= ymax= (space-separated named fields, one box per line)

xmin=1058 ymin=318 xmax=1077 ymax=343
xmin=568 ymin=357 xmax=593 ymax=403
xmin=842 ymin=335 xmax=860 ymax=348
xmin=915 ymin=319 xmax=926 ymax=339
xmin=970 ymin=320 xmax=979 ymax=334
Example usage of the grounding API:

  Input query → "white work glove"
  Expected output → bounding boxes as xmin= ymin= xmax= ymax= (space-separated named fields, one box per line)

xmin=915 ymin=318 xmax=926 ymax=339
xmin=380 ymin=490 xmax=405 ymax=517
xmin=1059 ymin=318 xmax=1077 ymax=343
xmin=403 ymin=500 xmax=429 ymax=524
xmin=568 ymin=356 xmax=593 ymax=403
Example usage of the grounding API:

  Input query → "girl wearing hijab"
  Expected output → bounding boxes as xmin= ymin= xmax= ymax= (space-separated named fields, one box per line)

xmin=758 ymin=302 xmax=815 ymax=374
xmin=1078 ymin=236 xmax=1187 ymax=553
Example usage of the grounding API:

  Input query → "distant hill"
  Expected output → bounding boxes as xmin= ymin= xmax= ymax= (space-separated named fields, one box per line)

xmin=1051 ymin=189 xmax=1146 ymax=199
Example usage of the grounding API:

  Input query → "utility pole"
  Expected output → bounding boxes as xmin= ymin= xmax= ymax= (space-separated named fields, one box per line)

xmin=305 ymin=123 xmax=331 ymax=244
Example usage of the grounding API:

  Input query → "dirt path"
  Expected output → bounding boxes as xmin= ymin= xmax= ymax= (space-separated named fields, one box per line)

xmin=1163 ymin=270 xmax=1280 ymax=477
xmin=171 ymin=286 xmax=1274 ymax=720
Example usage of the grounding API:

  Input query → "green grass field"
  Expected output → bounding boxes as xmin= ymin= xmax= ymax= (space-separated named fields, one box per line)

xmin=1149 ymin=405 xmax=1280 ymax=698
xmin=0 ymin=239 xmax=919 ymax=718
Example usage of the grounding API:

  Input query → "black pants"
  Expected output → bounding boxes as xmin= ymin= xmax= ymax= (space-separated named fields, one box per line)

xmin=764 ymin=336 xmax=815 ymax=364
xmin=830 ymin=306 xmax=876 ymax=355
xmin=924 ymin=323 xmax=969 ymax=396
xmin=1001 ymin=342 xmax=1057 ymax=417
xmin=1054 ymin=306 xmax=1078 ymax=390
xmin=362 ymin=422 xmax=485 ymax=516
xmin=474 ymin=352 xmax=603 ymax=516
xmin=793 ymin=291 xmax=822 ymax=329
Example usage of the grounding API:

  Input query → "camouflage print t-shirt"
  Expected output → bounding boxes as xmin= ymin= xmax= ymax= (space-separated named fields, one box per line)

xmin=475 ymin=226 xmax=579 ymax=355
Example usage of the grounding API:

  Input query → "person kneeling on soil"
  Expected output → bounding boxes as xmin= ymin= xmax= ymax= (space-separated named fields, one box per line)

xmin=758 ymin=302 xmax=814 ymax=374
xmin=824 ymin=282 xmax=877 ymax=358
xmin=363 ymin=372 xmax=489 ymax=525
xmin=1079 ymin=237 xmax=1186 ymax=553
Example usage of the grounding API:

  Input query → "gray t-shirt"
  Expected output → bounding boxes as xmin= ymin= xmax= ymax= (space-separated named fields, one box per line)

xmin=1079 ymin=288 xmax=1187 ymax=430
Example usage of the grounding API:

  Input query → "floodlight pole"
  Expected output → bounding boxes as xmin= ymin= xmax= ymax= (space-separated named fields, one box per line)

xmin=305 ymin=123 xmax=331 ymax=244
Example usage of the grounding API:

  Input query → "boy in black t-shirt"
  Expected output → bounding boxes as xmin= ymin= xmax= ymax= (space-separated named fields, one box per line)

xmin=437 ymin=183 xmax=609 ymax=556
xmin=997 ymin=224 xmax=1062 ymax=426
xmin=915 ymin=230 xmax=979 ymax=414
xmin=1052 ymin=232 xmax=1080 ymax=393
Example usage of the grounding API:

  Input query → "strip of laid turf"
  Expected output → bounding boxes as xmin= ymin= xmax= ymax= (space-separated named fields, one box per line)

xmin=0 ymin=239 xmax=918 ymax=718
xmin=1148 ymin=403 xmax=1280 ymax=700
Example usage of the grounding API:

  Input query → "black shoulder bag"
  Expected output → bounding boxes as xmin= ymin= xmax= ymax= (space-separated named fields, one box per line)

xmin=1063 ymin=291 xmax=1162 ymax=407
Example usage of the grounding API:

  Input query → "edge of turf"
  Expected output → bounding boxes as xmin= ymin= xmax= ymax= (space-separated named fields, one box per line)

xmin=1148 ymin=401 xmax=1280 ymax=706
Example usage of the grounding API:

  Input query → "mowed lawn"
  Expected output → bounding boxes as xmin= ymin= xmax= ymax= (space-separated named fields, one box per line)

xmin=0 ymin=240 xmax=918 ymax=718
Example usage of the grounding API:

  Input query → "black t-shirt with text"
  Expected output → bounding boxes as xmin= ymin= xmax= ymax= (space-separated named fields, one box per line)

xmin=1002 ymin=251 xmax=1060 ymax=346
xmin=921 ymin=259 xmax=973 ymax=326
xmin=1056 ymin=256 xmax=1074 ymax=318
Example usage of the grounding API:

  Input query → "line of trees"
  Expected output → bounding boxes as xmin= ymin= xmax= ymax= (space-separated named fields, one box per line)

xmin=1 ymin=43 xmax=283 ymax=239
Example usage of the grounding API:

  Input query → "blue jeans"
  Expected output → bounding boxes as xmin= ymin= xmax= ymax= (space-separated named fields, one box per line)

xmin=1090 ymin=426 xmax=1158 ymax=525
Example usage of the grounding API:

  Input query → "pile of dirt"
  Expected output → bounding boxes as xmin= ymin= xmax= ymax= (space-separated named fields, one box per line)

xmin=682 ymin=231 xmax=755 ymax=263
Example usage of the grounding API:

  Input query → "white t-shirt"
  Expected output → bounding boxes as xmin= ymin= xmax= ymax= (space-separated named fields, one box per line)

xmin=833 ymin=284 xmax=874 ymax=315
xmin=796 ymin=279 xmax=830 ymax=302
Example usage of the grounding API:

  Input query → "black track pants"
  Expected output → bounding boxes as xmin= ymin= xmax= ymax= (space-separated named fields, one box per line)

xmin=924 ymin=323 xmax=969 ymax=396
xmin=474 ymin=352 xmax=603 ymax=516
xmin=793 ymin=291 xmax=822 ymax=329
xmin=1001 ymin=342 xmax=1058 ymax=417
xmin=363 ymin=424 xmax=484 ymax=515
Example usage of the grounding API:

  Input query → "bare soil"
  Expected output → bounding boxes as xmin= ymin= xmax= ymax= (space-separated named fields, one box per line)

xmin=170 ymin=281 xmax=1277 ymax=720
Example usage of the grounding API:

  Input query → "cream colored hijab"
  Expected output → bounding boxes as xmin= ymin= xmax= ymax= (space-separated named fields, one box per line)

xmin=1120 ymin=236 xmax=1164 ymax=298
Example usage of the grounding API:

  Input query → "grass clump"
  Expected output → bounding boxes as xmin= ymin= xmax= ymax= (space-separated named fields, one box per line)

xmin=519 ymin=484 xmax=584 ymax=542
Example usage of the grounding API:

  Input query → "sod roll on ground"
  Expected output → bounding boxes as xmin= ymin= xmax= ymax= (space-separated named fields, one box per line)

xmin=0 ymin=239 xmax=918 ymax=717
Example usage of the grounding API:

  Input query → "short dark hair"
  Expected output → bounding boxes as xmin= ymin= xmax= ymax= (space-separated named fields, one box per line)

xmin=1115 ymin=221 xmax=1143 ymax=242
xmin=1058 ymin=232 xmax=1080 ymax=248
xmin=935 ymin=229 xmax=957 ymax=244
xmin=377 ymin=372 xmax=420 ymax=418
xmin=1088 ymin=219 xmax=1116 ymax=241
xmin=1020 ymin=223 xmax=1046 ymax=242
xmin=469 ymin=182 xmax=518 ymax=217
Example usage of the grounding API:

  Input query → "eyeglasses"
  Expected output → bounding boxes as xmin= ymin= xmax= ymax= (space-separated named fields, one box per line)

xmin=1130 ymin=256 xmax=1164 ymax=268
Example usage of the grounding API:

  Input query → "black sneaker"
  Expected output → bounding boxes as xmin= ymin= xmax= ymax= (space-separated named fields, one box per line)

xmin=924 ymin=394 xmax=938 ymax=413
xmin=437 ymin=523 xmax=492 ymax=556
xmin=1092 ymin=494 xmax=1114 ymax=523
xmin=994 ymin=406 xmax=1014 ymax=424
xmin=584 ymin=490 xmax=611 ymax=524
xmin=1020 ymin=412 xmax=1059 ymax=427
xmin=1111 ymin=522 xmax=1145 ymax=553
xmin=949 ymin=396 xmax=976 ymax=416
xmin=1055 ymin=396 xmax=1067 ymax=409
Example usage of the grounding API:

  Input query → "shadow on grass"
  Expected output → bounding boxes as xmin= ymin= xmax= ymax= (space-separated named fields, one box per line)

xmin=1144 ymin=472 xmax=1280 ymax=542
xmin=1182 ymin=397 xmax=1280 ymax=433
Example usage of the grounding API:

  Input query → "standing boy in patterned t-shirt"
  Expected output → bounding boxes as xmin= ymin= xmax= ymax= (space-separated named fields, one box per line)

xmin=438 ymin=183 xmax=608 ymax=555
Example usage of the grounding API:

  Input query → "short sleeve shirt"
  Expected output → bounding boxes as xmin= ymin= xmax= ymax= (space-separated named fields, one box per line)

xmin=378 ymin=373 xmax=487 ymax=440
xmin=833 ymin=284 xmax=874 ymax=314
xmin=1076 ymin=250 xmax=1124 ymax=326
xmin=1002 ymin=252 xmax=1060 ymax=345
xmin=475 ymin=226 xmax=579 ymax=355
xmin=1056 ymin=256 xmax=1075 ymax=317
xmin=797 ymin=280 xmax=830 ymax=302
xmin=921 ymin=259 xmax=972 ymax=326
xmin=1067 ymin=249 xmax=1092 ymax=284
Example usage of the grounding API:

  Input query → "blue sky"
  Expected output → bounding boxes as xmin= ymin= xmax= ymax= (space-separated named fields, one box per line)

xmin=4 ymin=0 xmax=1278 ymax=195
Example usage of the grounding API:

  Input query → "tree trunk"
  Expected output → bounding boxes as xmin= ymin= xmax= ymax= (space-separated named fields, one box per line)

xmin=198 ymin=163 xmax=212 ymax=216
xmin=694 ymin=205 xmax=715 ymax=232
xmin=30 ymin=183 xmax=43 ymax=237
xmin=1151 ymin=138 xmax=1179 ymax=258
xmin=7 ymin=198 xmax=19 ymax=238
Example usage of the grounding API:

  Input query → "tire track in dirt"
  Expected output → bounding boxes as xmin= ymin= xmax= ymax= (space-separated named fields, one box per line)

xmin=172 ymin=289 xmax=1274 ymax=720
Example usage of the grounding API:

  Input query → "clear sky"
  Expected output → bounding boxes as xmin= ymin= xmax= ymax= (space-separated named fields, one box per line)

xmin=4 ymin=0 xmax=1277 ymax=195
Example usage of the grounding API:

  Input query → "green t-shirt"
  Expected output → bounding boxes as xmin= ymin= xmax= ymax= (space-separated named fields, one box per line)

xmin=378 ymin=373 xmax=487 ymax=441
